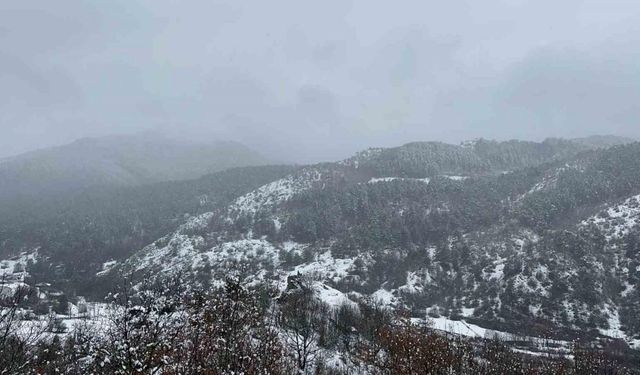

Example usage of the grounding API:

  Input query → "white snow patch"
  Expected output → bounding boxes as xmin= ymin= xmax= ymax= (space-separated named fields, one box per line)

xmin=230 ymin=170 xmax=320 ymax=214
xmin=599 ymin=305 xmax=625 ymax=339
xmin=291 ymin=251 xmax=355 ymax=284
xmin=621 ymin=281 xmax=635 ymax=297
xmin=427 ymin=247 xmax=436 ymax=260
xmin=488 ymin=262 xmax=505 ymax=281
xmin=399 ymin=271 xmax=426 ymax=293
xmin=313 ymin=282 xmax=356 ymax=309
xmin=442 ymin=175 xmax=468 ymax=181
xmin=368 ymin=177 xmax=430 ymax=184
xmin=428 ymin=317 xmax=489 ymax=338
xmin=182 ymin=212 xmax=214 ymax=231
xmin=0 ymin=249 xmax=38 ymax=279
xmin=273 ymin=217 xmax=282 ymax=232
xmin=418 ymin=315 xmax=573 ymax=357
xmin=581 ymin=194 xmax=640 ymax=240
xmin=0 ymin=282 xmax=28 ymax=298
xmin=371 ymin=289 xmax=397 ymax=306
xmin=461 ymin=307 xmax=475 ymax=318
xmin=96 ymin=260 xmax=117 ymax=276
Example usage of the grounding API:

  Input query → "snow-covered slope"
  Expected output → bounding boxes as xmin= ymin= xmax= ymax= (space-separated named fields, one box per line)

xmin=229 ymin=169 xmax=321 ymax=215
xmin=582 ymin=194 xmax=640 ymax=240
xmin=107 ymin=140 xmax=640 ymax=351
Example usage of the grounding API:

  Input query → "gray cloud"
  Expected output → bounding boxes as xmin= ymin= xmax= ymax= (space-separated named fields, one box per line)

xmin=1 ymin=0 xmax=639 ymax=162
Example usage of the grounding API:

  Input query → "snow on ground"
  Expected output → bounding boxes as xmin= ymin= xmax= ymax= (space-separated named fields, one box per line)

xmin=313 ymin=282 xmax=356 ymax=309
xmin=10 ymin=302 xmax=112 ymax=341
xmin=371 ymin=289 xmax=398 ymax=306
xmin=427 ymin=247 xmax=436 ymax=259
xmin=461 ymin=307 xmax=475 ymax=318
xmin=128 ymin=219 xmax=360 ymax=299
xmin=273 ymin=217 xmax=282 ymax=231
xmin=131 ymin=233 xmax=204 ymax=272
xmin=282 ymin=240 xmax=306 ymax=254
xmin=398 ymin=271 xmax=428 ymax=293
xmin=599 ymin=306 xmax=624 ymax=339
xmin=290 ymin=251 xmax=355 ymax=284
xmin=123 ymin=211 xmax=220 ymax=273
xmin=132 ymin=236 xmax=284 ymax=278
xmin=321 ymin=351 xmax=353 ymax=374
xmin=596 ymin=304 xmax=638 ymax=348
xmin=130 ymin=233 xmax=358 ymax=297
xmin=526 ymin=178 xmax=554 ymax=196
xmin=57 ymin=303 xmax=112 ymax=335
xmin=199 ymin=239 xmax=281 ymax=268
xmin=182 ymin=212 xmax=215 ymax=231
xmin=511 ymin=348 xmax=570 ymax=359
xmin=480 ymin=255 xmax=507 ymax=282
xmin=0 ymin=249 xmax=38 ymax=278
xmin=488 ymin=263 xmax=505 ymax=281
xmin=517 ymin=166 xmax=577 ymax=201
xmin=512 ymin=273 xmax=550 ymax=297
xmin=368 ymin=177 xmax=430 ymax=184
xmin=581 ymin=194 xmax=640 ymax=240
xmin=0 ymin=282 xmax=29 ymax=298
xmin=416 ymin=315 xmax=575 ymax=356
xmin=428 ymin=316 xmax=489 ymax=338
xmin=0 ymin=250 xmax=39 ymax=297
xmin=96 ymin=260 xmax=117 ymax=276
xmin=442 ymin=175 xmax=468 ymax=181
xmin=230 ymin=170 xmax=320 ymax=214
xmin=621 ymin=281 xmax=635 ymax=297
xmin=367 ymin=176 xmax=468 ymax=184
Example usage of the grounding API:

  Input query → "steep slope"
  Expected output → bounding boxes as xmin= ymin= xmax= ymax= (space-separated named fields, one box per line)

xmin=0 ymin=133 xmax=269 ymax=201
xmin=0 ymin=165 xmax=297 ymax=297
xmin=113 ymin=139 xmax=640 ymax=349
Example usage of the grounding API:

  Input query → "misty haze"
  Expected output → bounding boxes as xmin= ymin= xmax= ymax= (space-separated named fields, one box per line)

xmin=1 ymin=1 xmax=640 ymax=374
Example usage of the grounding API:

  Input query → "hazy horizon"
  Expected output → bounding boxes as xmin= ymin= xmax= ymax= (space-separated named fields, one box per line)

xmin=3 ymin=2 xmax=640 ymax=369
xmin=3 ymin=1 xmax=640 ymax=163
xmin=2 ymin=130 xmax=635 ymax=165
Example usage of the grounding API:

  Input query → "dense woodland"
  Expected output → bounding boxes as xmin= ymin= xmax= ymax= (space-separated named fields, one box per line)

xmin=1 ymin=278 xmax=638 ymax=374
xmin=0 ymin=165 xmax=296 ymax=297
xmin=2 ymin=137 xmax=640 ymax=372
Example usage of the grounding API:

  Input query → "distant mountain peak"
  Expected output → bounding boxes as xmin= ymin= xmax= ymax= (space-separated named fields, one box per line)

xmin=0 ymin=133 xmax=270 ymax=201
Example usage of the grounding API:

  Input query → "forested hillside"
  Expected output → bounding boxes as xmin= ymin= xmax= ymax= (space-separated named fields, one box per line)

xmin=0 ymin=165 xmax=297 ymax=297
xmin=2 ymin=136 xmax=640 ymax=373
xmin=106 ymin=137 xmax=640 ymax=348
xmin=0 ymin=133 xmax=269 ymax=201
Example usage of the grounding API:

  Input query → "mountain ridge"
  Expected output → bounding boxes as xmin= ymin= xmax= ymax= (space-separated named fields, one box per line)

xmin=0 ymin=133 xmax=270 ymax=201
xmin=2 ymin=135 xmax=640 ymax=352
xmin=97 ymin=136 xmax=640 ymax=349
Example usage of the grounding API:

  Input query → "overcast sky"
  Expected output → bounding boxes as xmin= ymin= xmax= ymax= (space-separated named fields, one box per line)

xmin=1 ymin=0 xmax=639 ymax=162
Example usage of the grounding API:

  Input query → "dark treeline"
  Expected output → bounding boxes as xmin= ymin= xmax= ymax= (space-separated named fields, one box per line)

xmin=349 ymin=138 xmax=595 ymax=178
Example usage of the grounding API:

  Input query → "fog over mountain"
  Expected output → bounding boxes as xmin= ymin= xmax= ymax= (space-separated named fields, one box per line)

xmin=2 ymin=136 xmax=640 ymax=372
xmin=4 ymin=2 xmax=640 ymax=373
xmin=0 ymin=132 xmax=270 ymax=202
xmin=2 ymin=0 xmax=640 ymax=163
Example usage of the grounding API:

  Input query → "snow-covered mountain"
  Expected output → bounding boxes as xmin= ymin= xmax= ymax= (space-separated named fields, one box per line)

xmin=98 ymin=137 xmax=640 ymax=350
